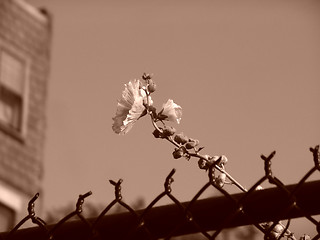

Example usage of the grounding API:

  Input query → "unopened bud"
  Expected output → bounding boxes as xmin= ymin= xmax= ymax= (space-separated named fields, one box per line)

xmin=220 ymin=155 xmax=228 ymax=166
xmin=147 ymin=80 xmax=157 ymax=93
xmin=152 ymin=129 xmax=162 ymax=138
xmin=185 ymin=139 xmax=199 ymax=149
xmin=189 ymin=138 xmax=199 ymax=144
xmin=172 ymin=147 xmax=185 ymax=159
xmin=273 ymin=224 xmax=284 ymax=233
xmin=198 ymin=159 xmax=208 ymax=170
xmin=142 ymin=73 xmax=152 ymax=80
xmin=162 ymin=126 xmax=176 ymax=137
xmin=215 ymin=173 xmax=226 ymax=188
xmin=185 ymin=142 xmax=197 ymax=149
xmin=174 ymin=133 xmax=188 ymax=145
xmin=268 ymin=223 xmax=284 ymax=239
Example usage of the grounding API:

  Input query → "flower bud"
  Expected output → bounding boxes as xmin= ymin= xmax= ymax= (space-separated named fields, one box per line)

xmin=269 ymin=224 xmax=284 ymax=239
xmin=142 ymin=73 xmax=152 ymax=80
xmin=172 ymin=147 xmax=185 ymax=159
xmin=152 ymin=129 xmax=162 ymax=138
xmin=220 ymin=155 xmax=228 ymax=165
xmin=174 ymin=133 xmax=188 ymax=145
xmin=216 ymin=155 xmax=228 ymax=168
xmin=189 ymin=138 xmax=199 ymax=144
xmin=185 ymin=142 xmax=196 ymax=149
xmin=215 ymin=173 xmax=226 ymax=188
xmin=198 ymin=159 xmax=208 ymax=170
xmin=162 ymin=126 xmax=176 ymax=137
xmin=147 ymin=80 xmax=157 ymax=93
xmin=185 ymin=139 xmax=199 ymax=149
xmin=273 ymin=224 xmax=284 ymax=233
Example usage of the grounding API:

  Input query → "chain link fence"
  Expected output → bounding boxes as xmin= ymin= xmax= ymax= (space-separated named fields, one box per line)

xmin=0 ymin=145 xmax=319 ymax=240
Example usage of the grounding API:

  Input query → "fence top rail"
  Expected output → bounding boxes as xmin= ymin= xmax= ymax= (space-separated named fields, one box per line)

xmin=2 ymin=180 xmax=320 ymax=240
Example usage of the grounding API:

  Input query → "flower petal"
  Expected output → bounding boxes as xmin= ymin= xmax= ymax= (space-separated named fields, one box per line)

xmin=112 ymin=79 xmax=147 ymax=134
xmin=160 ymin=99 xmax=182 ymax=124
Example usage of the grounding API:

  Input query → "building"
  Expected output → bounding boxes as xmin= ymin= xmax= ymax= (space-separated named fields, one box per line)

xmin=0 ymin=0 xmax=51 ymax=231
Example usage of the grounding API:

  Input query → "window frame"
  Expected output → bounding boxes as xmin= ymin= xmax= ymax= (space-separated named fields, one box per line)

xmin=0 ymin=41 xmax=30 ymax=141
xmin=0 ymin=181 xmax=23 ymax=232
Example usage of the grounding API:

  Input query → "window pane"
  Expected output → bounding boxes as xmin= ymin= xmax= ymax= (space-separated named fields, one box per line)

xmin=0 ymin=86 xmax=22 ymax=131
xmin=0 ymin=50 xmax=25 ymax=133
xmin=0 ymin=51 xmax=25 ymax=95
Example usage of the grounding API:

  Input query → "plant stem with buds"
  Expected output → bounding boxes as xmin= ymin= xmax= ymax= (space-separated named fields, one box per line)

xmin=142 ymin=77 xmax=296 ymax=239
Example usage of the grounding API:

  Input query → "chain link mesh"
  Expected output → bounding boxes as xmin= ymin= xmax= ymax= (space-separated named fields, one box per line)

xmin=1 ymin=145 xmax=319 ymax=240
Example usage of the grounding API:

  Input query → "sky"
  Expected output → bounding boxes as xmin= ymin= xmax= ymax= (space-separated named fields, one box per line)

xmin=26 ymin=0 xmax=320 ymax=236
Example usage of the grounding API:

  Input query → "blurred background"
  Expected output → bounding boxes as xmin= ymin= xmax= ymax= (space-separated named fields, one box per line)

xmin=0 ymin=0 xmax=319 ymax=238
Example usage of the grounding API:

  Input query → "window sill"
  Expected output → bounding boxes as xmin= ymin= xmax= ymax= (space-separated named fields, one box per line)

xmin=0 ymin=122 xmax=25 ymax=143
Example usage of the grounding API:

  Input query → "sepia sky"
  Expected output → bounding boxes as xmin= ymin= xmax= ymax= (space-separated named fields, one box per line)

xmin=26 ymin=0 xmax=320 ymax=236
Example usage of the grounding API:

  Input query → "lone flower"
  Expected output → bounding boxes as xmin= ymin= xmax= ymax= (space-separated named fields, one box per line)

xmin=112 ymin=79 xmax=149 ymax=135
xmin=158 ymin=99 xmax=182 ymax=124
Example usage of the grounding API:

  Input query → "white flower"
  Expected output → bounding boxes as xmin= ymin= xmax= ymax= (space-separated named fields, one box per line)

xmin=112 ymin=79 xmax=149 ymax=135
xmin=160 ymin=99 xmax=182 ymax=124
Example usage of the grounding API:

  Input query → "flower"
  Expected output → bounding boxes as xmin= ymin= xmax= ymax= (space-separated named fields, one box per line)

xmin=158 ymin=99 xmax=182 ymax=124
xmin=112 ymin=79 xmax=150 ymax=135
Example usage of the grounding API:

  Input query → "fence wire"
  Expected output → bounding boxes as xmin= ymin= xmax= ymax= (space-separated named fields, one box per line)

xmin=1 ymin=145 xmax=320 ymax=240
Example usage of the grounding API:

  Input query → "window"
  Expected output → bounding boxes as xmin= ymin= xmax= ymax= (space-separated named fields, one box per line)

xmin=0 ymin=48 xmax=28 ymax=137
xmin=0 ymin=182 xmax=22 ymax=232
xmin=0 ymin=203 xmax=15 ymax=232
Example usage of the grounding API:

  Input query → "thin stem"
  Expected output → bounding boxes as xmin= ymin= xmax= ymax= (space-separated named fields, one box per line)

xmin=148 ymin=113 xmax=247 ymax=193
xmin=166 ymin=136 xmax=180 ymax=148
xmin=189 ymin=152 xmax=247 ymax=192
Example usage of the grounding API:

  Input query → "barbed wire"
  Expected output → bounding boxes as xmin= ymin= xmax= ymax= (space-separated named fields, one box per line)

xmin=0 ymin=145 xmax=319 ymax=240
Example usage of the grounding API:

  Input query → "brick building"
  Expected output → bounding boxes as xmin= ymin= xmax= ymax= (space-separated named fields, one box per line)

xmin=0 ymin=0 xmax=51 ymax=231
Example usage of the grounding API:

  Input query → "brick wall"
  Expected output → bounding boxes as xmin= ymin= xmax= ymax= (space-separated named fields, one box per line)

xmin=0 ymin=0 xmax=51 ymax=197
